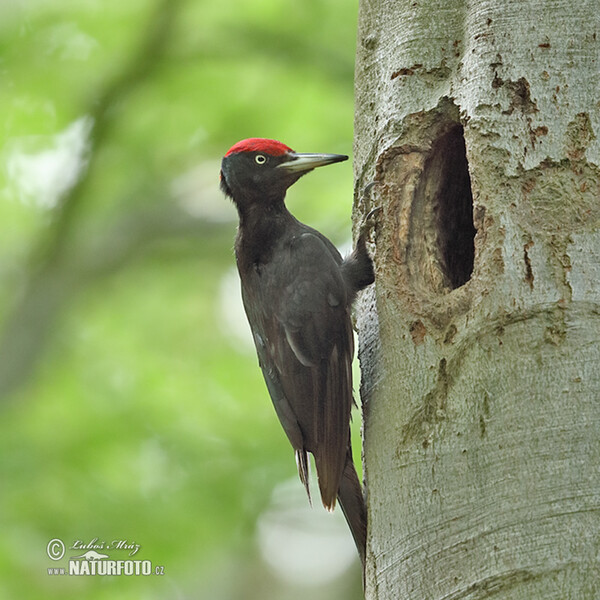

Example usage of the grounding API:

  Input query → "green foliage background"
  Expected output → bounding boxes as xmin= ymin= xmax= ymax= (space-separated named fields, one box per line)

xmin=0 ymin=0 xmax=362 ymax=598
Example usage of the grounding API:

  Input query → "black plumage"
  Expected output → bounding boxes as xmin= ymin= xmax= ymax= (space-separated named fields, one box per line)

xmin=220 ymin=138 xmax=374 ymax=564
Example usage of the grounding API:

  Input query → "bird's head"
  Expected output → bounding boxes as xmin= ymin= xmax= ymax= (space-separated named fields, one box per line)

xmin=220 ymin=138 xmax=347 ymax=209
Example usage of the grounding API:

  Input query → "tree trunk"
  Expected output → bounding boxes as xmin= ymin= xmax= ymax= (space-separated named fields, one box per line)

xmin=353 ymin=1 xmax=600 ymax=598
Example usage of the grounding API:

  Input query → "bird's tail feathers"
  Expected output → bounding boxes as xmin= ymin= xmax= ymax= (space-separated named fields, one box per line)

xmin=295 ymin=449 xmax=312 ymax=506
xmin=337 ymin=450 xmax=367 ymax=566
xmin=314 ymin=448 xmax=341 ymax=511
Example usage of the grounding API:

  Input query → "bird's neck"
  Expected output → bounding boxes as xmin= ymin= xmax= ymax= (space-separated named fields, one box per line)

xmin=235 ymin=200 xmax=295 ymax=270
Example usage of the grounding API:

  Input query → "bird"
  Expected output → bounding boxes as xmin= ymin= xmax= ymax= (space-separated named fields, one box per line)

xmin=220 ymin=137 xmax=374 ymax=565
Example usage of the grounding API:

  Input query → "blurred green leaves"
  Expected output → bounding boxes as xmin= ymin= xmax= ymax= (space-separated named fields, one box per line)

xmin=0 ymin=0 xmax=361 ymax=598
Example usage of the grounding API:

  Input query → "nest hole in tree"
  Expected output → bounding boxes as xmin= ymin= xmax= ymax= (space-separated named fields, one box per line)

xmin=423 ymin=124 xmax=475 ymax=289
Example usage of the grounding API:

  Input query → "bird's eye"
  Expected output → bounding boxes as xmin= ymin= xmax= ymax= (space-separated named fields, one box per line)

xmin=255 ymin=154 xmax=267 ymax=165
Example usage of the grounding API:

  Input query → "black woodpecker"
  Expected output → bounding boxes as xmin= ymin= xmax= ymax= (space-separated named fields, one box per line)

xmin=220 ymin=138 xmax=374 ymax=564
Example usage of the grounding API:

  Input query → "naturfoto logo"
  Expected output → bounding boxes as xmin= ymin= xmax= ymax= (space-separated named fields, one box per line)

xmin=46 ymin=537 xmax=165 ymax=577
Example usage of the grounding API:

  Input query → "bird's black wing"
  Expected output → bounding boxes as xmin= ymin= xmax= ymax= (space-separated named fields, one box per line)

xmin=249 ymin=231 xmax=354 ymax=510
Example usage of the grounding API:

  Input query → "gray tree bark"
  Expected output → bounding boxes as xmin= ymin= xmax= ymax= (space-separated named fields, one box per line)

xmin=353 ymin=1 xmax=600 ymax=598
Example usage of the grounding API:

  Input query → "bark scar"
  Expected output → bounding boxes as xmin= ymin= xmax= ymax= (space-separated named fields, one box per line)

xmin=402 ymin=358 xmax=449 ymax=444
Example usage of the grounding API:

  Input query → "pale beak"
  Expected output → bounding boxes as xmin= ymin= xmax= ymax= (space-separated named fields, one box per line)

xmin=277 ymin=152 xmax=348 ymax=173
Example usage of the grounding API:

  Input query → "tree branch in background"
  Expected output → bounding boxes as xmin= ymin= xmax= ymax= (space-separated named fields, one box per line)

xmin=0 ymin=0 xmax=192 ymax=401
xmin=47 ymin=0 xmax=184 ymax=257
xmin=0 ymin=197 xmax=225 ymax=401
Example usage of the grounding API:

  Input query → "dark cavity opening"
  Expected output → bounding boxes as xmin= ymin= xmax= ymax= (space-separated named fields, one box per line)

xmin=427 ymin=124 xmax=475 ymax=289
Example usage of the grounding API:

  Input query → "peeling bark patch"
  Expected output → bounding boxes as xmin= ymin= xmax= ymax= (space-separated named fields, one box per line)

xmin=544 ymin=306 xmax=567 ymax=346
xmin=544 ymin=324 xmax=565 ymax=345
xmin=492 ymin=247 xmax=505 ymax=274
xmin=479 ymin=414 xmax=487 ymax=437
xmin=523 ymin=240 xmax=534 ymax=290
xmin=452 ymin=40 xmax=462 ymax=58
xmin=492 ymin=73 xmax=538 ymax=116
xmin=409 ymin=319 xmax=427 ymax=345
xmin=391 ymin=64 xmax=423 ymax=78
xmin=504 ymin=78 xmax=538 ymax=115
xmin=391 ymin=63 xmax=451 ymax=81
xmin=444 ymin=323 xmax=458 ymax=344
xmin=565 ymin=112 xmax=596 ymax=161
xmin=479 ymin=391 xmax=490 ymax=438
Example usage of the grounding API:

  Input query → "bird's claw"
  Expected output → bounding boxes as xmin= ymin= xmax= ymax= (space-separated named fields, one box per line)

xmin=361 ymin=181 xmax=378 ymax=200
xmin=358 ymin=204 xmax=381 ymax=247
xmin=365 ymin=205 xmax=382 ymax=222
xmin=360 ymin=182 xmax=382 ymax=222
